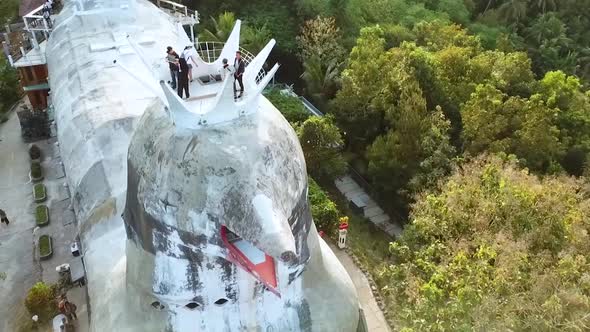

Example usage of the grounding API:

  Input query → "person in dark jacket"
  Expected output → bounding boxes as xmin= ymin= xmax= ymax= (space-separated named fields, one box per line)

xmin=233 ymin=51 xmax=245 ymax=98
xmin=166 ymin=46 xmax=179 ymax=90
xmin=177 ymin=56 xmax=190 ymax=99
xmin=0 ymin=209 xmax=9 ymax=225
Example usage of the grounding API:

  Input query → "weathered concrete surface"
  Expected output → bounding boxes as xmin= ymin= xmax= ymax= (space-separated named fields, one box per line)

xmin=124 ymin=91 xmax=360 ymax=330
xmin=328 ymin=242 xmax=391 ymax=332
xmin=0 ymin=107 xmax=40 ymax=332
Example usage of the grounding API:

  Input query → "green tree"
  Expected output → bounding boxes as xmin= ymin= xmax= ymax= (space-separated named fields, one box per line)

xmin=297 ymin=16 xmax=346 ymax=64
xmin=408 ymin=107 xmax=456 ymax=194
xmin=498 ymin=0 xmax=528 ymax=23
xmin=367 ymin=71 xmax=455 ymax=201
xmin=0 ymin=57 xmax=20 ymax=114
xmin=461 ymin=84 xmax=563 ymax=171
xmin=241 ymin=24 xmax=272 ymax=54
xmin=198 ymin=12 xmax=237 ymax=42
xmin=436 ymin=0 xmax=472 ymax=25
xmin=300 ymin=55 xmax=341 ymax=108
xmin=331 ymin=26 xmax=388 ymax=149
xmin=537 ymin=71 xmax=590 ymax=175
xmin=525 ymin=13 xmax=577 ymax=75
xmin=24 ymin=282 xmax=57 ymax=322
xmin=0 ymin=0 xmax=18 ymax=25
xmin=297 ymin=115 xmax=347 ymax=181
xmin=385 ymin=155 xmax=590 ymax=331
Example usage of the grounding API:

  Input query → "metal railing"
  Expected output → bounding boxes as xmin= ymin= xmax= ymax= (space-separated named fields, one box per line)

xmin=23 ymin=4 xmax=52 ymax=33
xmin=148 ymin=0 xmax=198 ymax=23
xmin=195 ymin=41 xmax=266 ymax=83
xmin=2 ymin=2 xmax=55 ymax=67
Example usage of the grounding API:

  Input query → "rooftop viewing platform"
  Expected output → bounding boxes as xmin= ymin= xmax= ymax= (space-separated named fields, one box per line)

xmin=3 ymin=0 xmax=199 ymax=68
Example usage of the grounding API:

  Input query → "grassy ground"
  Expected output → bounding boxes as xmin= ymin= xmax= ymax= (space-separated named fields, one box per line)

xmin=30 ymin=162 xmax=42 ymax=179
xmin=34 ymin=184 xmax=46 ymax=200
xmin=38 ymin=235 xmax=50 ymax=256
xmin=35 ymin=206 xmax=48 ymax=226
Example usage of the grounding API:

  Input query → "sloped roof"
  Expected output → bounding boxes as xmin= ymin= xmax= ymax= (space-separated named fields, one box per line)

xmin=19 ymin=0 xmax=44 ymax=16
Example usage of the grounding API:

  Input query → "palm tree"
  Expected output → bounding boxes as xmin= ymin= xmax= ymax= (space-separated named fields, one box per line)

xmin=198 ymin=12 xmax=237 ymax=42
xmin=498 ymin=0 xmax=529 ymax=23
xmin=534 ymin=0 xmax=557 ymax=14
xmin=525 ymin=13 xmax=568 ymax=44
xmin=483 ymin=0 xmax=497 ymax=14
xmin=300 ymin=55 xmax=341 ymax=107
xmin=241 ymin=25 xmax=271 ymax=55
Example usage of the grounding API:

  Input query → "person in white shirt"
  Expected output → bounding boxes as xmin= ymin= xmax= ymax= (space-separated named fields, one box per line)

xmin=219 ymin=58 xmax=233 ymax=81
xmin=181 ymin=45 xmax=198 ymax=82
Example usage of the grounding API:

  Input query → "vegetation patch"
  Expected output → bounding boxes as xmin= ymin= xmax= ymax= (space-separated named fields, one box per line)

xmin=38 ymin=235 xmax=52 ymax=260
xmin=29 ymin=144 xmax=41 ymax=160
xmin=24 ymin=282 xmax=57 ymax=322
xmin=264 ymin=88 xmax=311 ymax=124
xmin=30 ymin=162 xmax=43 ymax=181
xmin=33 ymin=183 xmax=47 ymax=203
xmin=308 ymin=178 xmax=340 ymax=235
xmin=35 ymin=205 xmax=49 ymax=227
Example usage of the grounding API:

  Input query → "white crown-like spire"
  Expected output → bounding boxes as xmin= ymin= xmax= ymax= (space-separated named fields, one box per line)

xmin=218 ymin=19 xmax=242 ymax=66
xmin=159 ymin=19 xmax=279 ymax=128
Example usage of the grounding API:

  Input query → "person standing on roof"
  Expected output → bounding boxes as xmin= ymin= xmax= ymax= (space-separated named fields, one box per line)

xmin=166 ymin=46 xmax=179 ymax=90
xmin=181 ymin=45 xmax=198 ymax=82
xmin=219 ymin=58 xmax=233 ymax=81
xmin=42 ymin=2 xmax=52 ymax=28
xmin=0 ymin=209 xmax=9 ymax=226
xmin=177 ymin=54 xmax=190 ymax=99
xmin=233 ymin=51 xmax=245 ymax=99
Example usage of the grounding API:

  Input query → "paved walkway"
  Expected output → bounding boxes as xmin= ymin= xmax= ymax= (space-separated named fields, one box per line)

xmin=0 ymin=103 xmax=39 ymax=332
xmin=0 ymin=101 xmax=88 ymax=331
xmin=328 ymin=242 xmax=390 ymax=332
xmin=335 ymin=175 xmax=403 ymax=238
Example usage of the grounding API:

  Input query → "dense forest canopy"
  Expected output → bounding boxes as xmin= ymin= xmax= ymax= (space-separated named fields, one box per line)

xmin=189 ymin=0 xmax=590 ymax=329
xmin=0 ymin=0 xmax=588 ymax=329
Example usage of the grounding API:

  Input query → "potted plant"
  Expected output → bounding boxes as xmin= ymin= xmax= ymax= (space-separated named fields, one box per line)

xmin=30 ymin=162 xmax=43 ymax=182
xmin=35 ymin=205 xmax=49 ymax=227
xmin=33 ymin=183 xmax=47 ymax=203
xmin=39 ymin=235 xmax=52 ymax=260
xmin=29 ymin=144 xmax=41 ymax=161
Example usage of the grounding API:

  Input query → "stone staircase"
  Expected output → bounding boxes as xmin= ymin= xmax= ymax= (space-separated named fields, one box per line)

xmin=335 ymin=175 xmax=403 ymax=238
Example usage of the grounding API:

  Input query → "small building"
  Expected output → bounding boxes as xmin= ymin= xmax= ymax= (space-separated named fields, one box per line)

xmin=2 ymin=0 xmax=52 ymax=111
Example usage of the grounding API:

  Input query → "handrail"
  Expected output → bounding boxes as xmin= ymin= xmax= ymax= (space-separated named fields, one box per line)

xmin=150 ymin=0 xmax=198 ymax=21
xmin=195 ymin=41 xmax=266 ymax=83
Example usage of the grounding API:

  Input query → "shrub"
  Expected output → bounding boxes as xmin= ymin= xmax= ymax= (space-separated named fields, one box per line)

xmin=24 ymin=282 xmax=57 ymax=322
xmin=264 ymin=88 xmax=311 ymax=124
xmin=308 ymin=178 xmax=339 ymax=234
xmin=30 ymin=162 xmax=42 ymax=180
xmin=35 ymin=205 xmax=48 ymax=226
xmin=29 ymin=144 xmax=41 ymax=160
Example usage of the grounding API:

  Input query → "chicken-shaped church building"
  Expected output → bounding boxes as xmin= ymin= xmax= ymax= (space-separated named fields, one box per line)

xmin=45 ymin=0 xmax=364 ymax=330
